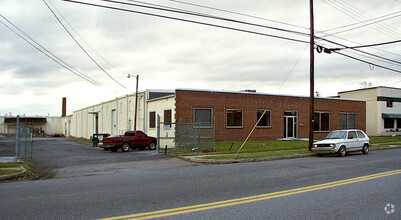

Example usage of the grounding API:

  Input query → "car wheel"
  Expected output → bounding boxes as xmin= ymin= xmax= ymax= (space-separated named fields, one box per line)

xmin=338 ymin=146 xmax=346 ymax=157
xmin=148 ymin=142 xmax=156 ymax=150
xmin=122 ymin=142 xmax=130 ymax=152
xmin=362 ymin=144 xmax=369 ymax=154
xmin=110 ymin=147 xmax=118 ymax=152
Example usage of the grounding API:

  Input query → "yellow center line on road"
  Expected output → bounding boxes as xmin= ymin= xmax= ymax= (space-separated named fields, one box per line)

xmin=99 ymin=169 xmax=401 ymax=220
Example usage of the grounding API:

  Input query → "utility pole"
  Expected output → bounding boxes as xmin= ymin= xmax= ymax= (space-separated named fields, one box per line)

xmin=128 ymin=74 xmax=139 ymax=131
xmin=309 ymin=0 xmax=315 ymax=151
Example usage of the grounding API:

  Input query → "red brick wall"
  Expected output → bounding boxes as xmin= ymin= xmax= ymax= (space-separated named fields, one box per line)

xmin=175 ymin=90 xmax=366 ymax=141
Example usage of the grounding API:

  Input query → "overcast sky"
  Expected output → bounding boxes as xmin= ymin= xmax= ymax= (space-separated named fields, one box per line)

xmin=1 ymin=0 xmax=400 ymax=116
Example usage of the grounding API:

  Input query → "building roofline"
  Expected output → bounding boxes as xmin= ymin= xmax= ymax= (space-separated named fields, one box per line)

xmin=176 ymin=88 xmax=364 ymax=102
xmin=338 ymin=86 xmax=401 ymax=94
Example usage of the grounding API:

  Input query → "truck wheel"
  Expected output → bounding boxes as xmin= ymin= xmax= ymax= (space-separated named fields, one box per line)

xmin=148 ymin=142 xmax=156 ymax=150
xmin=122 ymin=142 xmax=130 ymax=152
xmin=111 ymin=147 xmax=118 ymax=152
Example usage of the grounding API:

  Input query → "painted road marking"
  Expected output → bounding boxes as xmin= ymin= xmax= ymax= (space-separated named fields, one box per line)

xmin=99 ymin=169 xmax=401 ymax=220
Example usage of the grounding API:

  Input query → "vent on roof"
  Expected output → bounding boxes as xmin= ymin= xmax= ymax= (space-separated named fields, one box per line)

xmin=240 ymin=89 xmax=256 ymax=93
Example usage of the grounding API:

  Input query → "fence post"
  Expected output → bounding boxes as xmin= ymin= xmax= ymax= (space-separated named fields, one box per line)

xmin=15 ymin=115 xmax=19 ymax=161
xmin=157 ymin=114 xmax=160 ymax=155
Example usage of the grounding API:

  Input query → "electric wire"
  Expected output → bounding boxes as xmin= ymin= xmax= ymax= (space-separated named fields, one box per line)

xmin=0 ymin=15 xmax=100 ymax=86
xmin=166 ymin=0 xmax=309 ymax=31
xmin=62 ymin=0 xmax=310 ymax=44
xmin=43 ymin=0 xmax=127 ymax=89
xmin=333 ymin=50 xmax=401 ymax=74
xmin=316 ymin=37 xmax=401 ymax=66
xmin=278 ymin=44 xmax=308 ymax=91
xmin=65 ymin=0 xmax=401 ymax=73
xmin=333 ymin=0 xmax=401 ymax=37
xmin=322 ymin=12 xmax=401 ymax=37
xmin=321 ymin=10 xmax=401 ymax=33
xmin=322 ymin=0 xmax=401 ymax=39
xmin=99 ymin=0 xmax=310 ymax=38
xmin=47 ymin=0 xmax=124 ymax=75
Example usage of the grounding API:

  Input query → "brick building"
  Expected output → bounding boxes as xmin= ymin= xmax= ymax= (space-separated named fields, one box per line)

xmin=175 ymin=89 xmax=366 ymax=141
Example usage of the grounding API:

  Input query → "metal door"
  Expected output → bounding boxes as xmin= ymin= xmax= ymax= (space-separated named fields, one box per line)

xmin=112 ymin=109 xmax=117 ymax=136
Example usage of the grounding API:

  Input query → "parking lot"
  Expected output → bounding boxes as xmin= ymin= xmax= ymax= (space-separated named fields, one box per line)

xmin=1 ymin=137 xmax=193 ymax=180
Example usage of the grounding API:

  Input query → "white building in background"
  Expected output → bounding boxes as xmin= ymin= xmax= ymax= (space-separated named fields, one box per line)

xmin=339 ymin=86 xmax=401 ymax=136
xmin=66 ymin=89 xmax=175 ymax=141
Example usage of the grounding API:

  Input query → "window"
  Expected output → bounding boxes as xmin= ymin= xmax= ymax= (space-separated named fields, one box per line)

xmin=149 ymin=112 xmax=156 ymax=129
xmin=340 ymin=113 xmax=356 ymax=129
xmin=357 ymin=131 xmax=365 ymax=138
xmin=387 ymin=98 xmax=393 ymax=108
xmin=384 ymin=118 xmax=394 ymax=129
xmin=256 ymin=110 xmax=271 ymax=127
xmin=313 ymin=112 xmax=330 ymax=132
xmin=164 ymin=110 xmax=172 ymax=129
xmin=194 ymin=108 xmax=212 ymax=128
xmin=348 ymin=131 xmax=357 ymax=139
xmin=227 ymin=109 xmax=243 ymax=128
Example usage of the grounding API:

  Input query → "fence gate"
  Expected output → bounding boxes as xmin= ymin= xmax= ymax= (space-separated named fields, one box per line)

xmin=156 ymin=115 xmax=215 ymax=154
xmin=0 ymin=117 xmax=33 ymax=159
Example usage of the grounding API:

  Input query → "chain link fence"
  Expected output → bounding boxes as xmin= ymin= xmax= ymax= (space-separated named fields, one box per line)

xmin=0 ymin=120 xmax=33 ymax=159
xmin=157 ymin=119 xmax=215 ymax=154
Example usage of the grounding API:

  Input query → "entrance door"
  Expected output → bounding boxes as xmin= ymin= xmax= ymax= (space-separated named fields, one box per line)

xmin=111 ymin=109 xmax=117 ymax=136
xmin=284 ymin=116 xmax=297 ymax=138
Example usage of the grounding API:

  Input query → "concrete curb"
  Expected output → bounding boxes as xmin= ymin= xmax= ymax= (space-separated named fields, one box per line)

xmin=182 ymin=145 xmax=401 ymax=164
xmin=0 ymin=166 xmax=26 ymax=181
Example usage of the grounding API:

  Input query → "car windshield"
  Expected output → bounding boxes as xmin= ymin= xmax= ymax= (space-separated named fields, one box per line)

xmin=326 ymin=131 xmax=347 ymax=139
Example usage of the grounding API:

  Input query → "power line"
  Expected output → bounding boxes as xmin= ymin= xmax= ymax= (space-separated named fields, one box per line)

xmin=0 ymin=15 xmax=100 ymax=86
xmin=321 ymin=12 xmax=401 ymax=37
xmin=62 ymin=0 xmax=310 ymax=44
xmin=316 ymin=37 xmax=401 ymax=66
xmin=333 ymin=50 xmax=401 ymax=74
xmin=43 ymin=0 xmax=127 ymax=89
xmin=321 ymin=0 xmax=401 ymax=39
xmin=166 ymin=0 xmax=309 ymax=31
xmin=99 ymin=0 xmax=310 ymax=38
xmin=46 ymin=0 xmax=124 ymax=75
xmin=321 ymin=10 xmax=401 ymax=33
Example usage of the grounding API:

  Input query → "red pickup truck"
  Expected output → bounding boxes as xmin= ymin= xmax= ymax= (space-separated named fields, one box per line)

xmin=101 ymin=131 xmax=157 ymax=152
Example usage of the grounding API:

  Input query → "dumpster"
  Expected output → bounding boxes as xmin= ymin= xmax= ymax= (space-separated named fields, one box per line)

xmin=91 ymin=133 xmax=110 ymax=147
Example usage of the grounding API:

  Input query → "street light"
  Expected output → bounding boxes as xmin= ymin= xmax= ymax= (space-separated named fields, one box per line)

xmin=127 ymin=74 xmax=139 ymax=131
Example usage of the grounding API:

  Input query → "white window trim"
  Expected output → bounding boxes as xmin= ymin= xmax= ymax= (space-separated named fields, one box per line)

xmin=226 ymin=109 xmax=243 ymax=128
xmin=256 ymin=109 xmax=271 ymax=128
xmin=194 ymin=108 xmax=213 ymax=128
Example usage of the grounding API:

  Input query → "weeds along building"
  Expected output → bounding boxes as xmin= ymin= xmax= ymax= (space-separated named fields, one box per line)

xmin=66 ymin=88 xmax=366 ymax=147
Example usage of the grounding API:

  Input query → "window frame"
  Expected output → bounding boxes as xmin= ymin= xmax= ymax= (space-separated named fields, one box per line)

xmin=149 ymin=111 xmax=156 ymax=129
xmin=164 ymin=109 xmax=172 ymax=130
xmin=313 ymin=112 xmax=330 ymax=132
xmin=256 ymin=109 xmax=271 ymax=128
xmin=340 ymin=113 xmax=356 ymax=130
xmin=194 ymin=108 xmax=213 ymax=128
xmin=226 ymin=109 xmax=243 ymax=128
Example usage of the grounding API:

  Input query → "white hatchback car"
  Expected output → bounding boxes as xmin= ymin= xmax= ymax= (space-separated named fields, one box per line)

xmin=312 ymin=129 xmax=370 ymax=157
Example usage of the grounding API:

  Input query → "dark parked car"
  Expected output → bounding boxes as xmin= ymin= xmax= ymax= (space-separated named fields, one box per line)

xmin=101 ymin=131 xmax=157 ymax=152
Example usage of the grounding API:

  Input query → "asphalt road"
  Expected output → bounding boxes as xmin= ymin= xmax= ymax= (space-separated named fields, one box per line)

xmin=0 ymin=138 xmax=400 ymax=219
